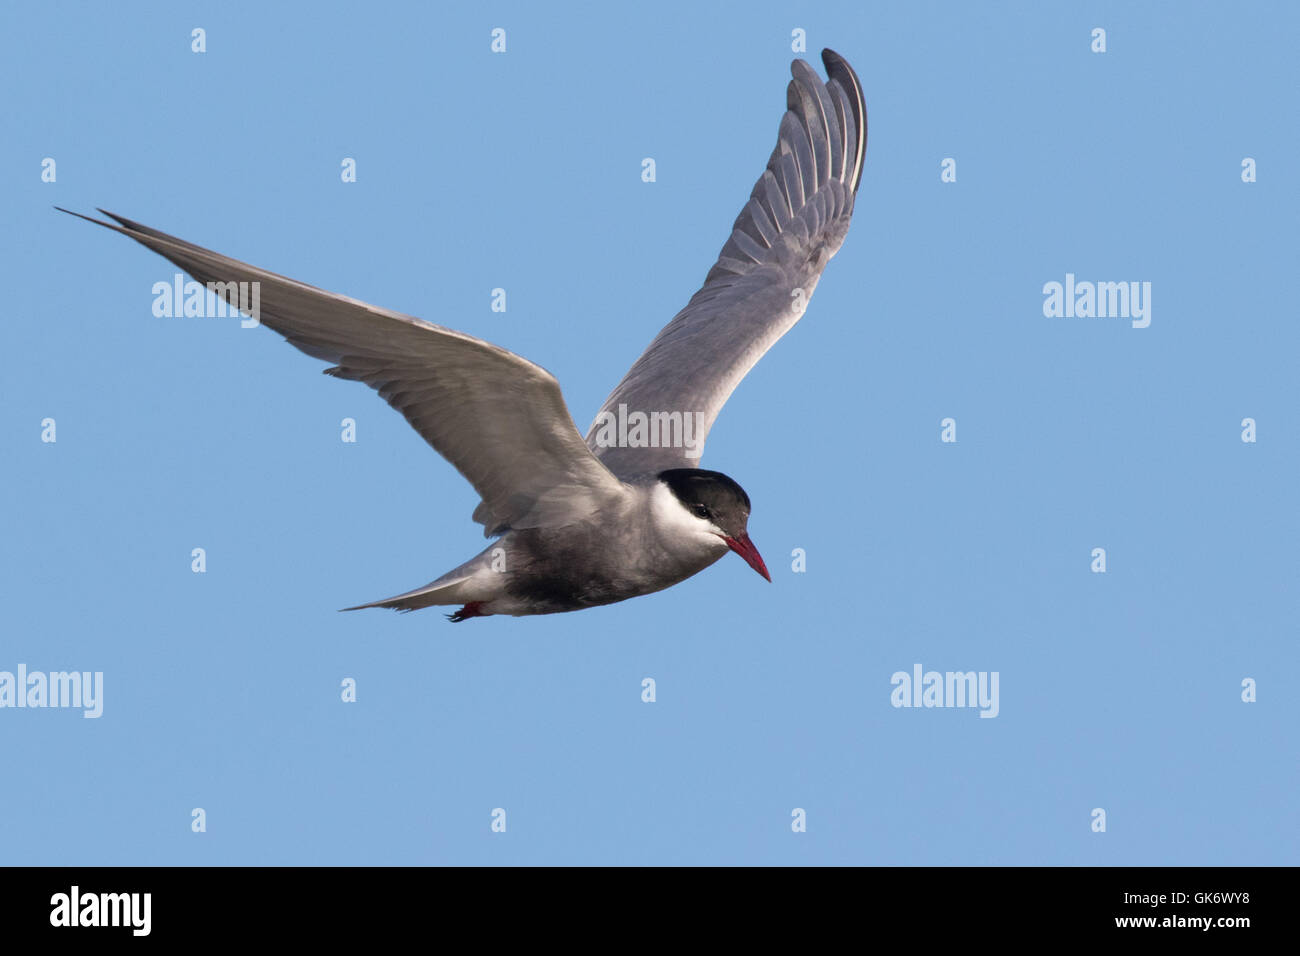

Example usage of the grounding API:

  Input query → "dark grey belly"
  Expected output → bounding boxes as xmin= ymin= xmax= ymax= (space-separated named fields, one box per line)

xmin=502 ymin=527 xmax=721 ymax=614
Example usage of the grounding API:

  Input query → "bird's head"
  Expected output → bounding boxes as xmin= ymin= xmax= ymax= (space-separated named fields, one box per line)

xmin=657 ymin=468 xmax=770 ymax=581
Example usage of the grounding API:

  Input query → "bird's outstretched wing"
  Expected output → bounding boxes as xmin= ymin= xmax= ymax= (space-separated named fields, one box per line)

xmin=585 ymin=48 xmax=866 ymax=477
xmin=59 ymin=209 xmax=626 ymax=536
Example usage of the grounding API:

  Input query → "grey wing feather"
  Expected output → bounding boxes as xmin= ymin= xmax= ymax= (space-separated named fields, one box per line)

xmin=60 ymin=209 xmax=625 ymax=535
xmin=585 ymin=49 xmax=866 ymax=477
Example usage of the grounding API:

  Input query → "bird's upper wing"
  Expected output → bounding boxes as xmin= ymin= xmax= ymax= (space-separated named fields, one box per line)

xmin=60 ymin=209 xmax=627 ymax=536
xmin=585 ymin=49 xmax=866 ymax=477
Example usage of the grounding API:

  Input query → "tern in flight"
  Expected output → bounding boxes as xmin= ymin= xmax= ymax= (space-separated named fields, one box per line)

xmin=60 ymin=49 xmax=866 ymax=621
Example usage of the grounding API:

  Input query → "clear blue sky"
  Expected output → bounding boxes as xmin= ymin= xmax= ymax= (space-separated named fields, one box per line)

xmin=2 ymin=1 xmax=1296 ymax=865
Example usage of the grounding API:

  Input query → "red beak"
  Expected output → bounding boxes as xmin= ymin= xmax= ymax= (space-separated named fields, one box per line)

xmin=721 ymin=532 xmax=771 ymax=582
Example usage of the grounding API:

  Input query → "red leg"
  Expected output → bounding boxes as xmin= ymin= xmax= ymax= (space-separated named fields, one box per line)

xmin=447 ymin=601 xmax=486 ymax=623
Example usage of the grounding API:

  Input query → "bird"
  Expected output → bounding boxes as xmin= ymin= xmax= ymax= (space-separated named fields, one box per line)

xmin=58 ymin=48 xmax=866 ymax=621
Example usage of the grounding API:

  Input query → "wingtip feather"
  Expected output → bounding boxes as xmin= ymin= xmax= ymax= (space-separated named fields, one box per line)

xmin=819 ymin=48 xmax=867 ymax=192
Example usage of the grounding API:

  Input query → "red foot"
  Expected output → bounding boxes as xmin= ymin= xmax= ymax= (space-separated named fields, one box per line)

xmin=448 ymin=601 xmax=486 ymax=623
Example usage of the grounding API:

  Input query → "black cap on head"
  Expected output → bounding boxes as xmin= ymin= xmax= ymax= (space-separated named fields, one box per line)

xmin=658 ymin=468 xmax=752 ymax=535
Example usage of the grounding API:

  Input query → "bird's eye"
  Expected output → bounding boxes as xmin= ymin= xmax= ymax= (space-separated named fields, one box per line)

xmin=692 ymin=504 xmax=710 ymax=520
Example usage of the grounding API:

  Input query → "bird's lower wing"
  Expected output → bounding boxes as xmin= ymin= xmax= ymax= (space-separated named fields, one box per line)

xmin=585 ymin=49 xmax=866 ymax=478
xmin=61 ymin=209 xmax=626 ymax=535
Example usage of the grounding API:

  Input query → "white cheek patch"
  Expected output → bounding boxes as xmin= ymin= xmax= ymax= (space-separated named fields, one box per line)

xmin=652 ymin=483 xmax=725 ymax=543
